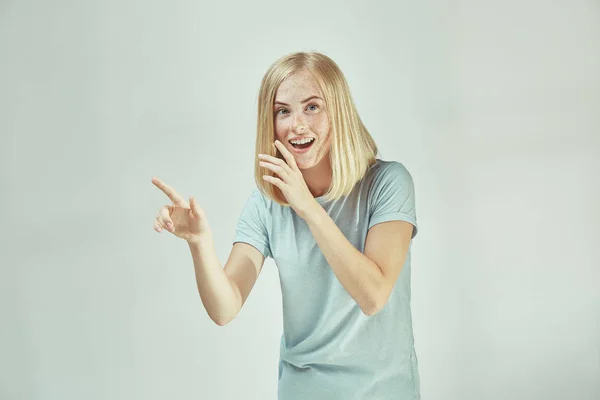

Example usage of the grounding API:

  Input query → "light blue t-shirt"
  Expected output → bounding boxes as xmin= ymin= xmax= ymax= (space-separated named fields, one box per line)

xmin=233 ymin=159 xmax=420 ymax=399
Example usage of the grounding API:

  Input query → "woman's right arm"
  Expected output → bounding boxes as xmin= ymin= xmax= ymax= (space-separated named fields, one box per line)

xmin=151 ymin=177 xmax=265 ymax=327
xmin=188 ymin=237 xmax=265 ymax=326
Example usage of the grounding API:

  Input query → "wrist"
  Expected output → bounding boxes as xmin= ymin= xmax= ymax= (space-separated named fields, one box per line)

xmin=301 ymin=201 xmax=325 ymax=225
xmin=187 ymin=233 xmax=213 ymax=247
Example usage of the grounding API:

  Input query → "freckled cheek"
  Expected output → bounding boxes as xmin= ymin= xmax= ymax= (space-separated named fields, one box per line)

xmin=274 ymin=120 xmax=289 ymax=137
xmin=309 ymin=115 xmax=329 ymax=135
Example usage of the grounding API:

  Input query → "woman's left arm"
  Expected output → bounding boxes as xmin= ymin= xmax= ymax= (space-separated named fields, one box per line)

xmin=303 ymin=207 xmax=413 ymax=316
xmin=259 ymin=141 xmax=413 ymax=316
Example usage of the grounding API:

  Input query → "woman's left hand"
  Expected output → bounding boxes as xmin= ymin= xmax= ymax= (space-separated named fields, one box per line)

xmin=259 ymin=140 xmax=319 ymax=220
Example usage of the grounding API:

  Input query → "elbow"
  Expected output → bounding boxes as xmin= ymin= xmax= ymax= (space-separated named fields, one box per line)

xmin=360 ymin=290 xmax=390 ymax=316
xmin=211 ymin=312 xmax=236 ymax=327
xmin=361 ymin=303 xmax=382 ymax=317
xmin=214 ymin=318 xmax=229 ymax=326
xmin=360 ymin=296 xmax=383 ymax=317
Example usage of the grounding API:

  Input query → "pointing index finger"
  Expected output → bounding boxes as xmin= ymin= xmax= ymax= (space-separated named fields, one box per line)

xmin=151 ymin=177 xmax=186 ymax=205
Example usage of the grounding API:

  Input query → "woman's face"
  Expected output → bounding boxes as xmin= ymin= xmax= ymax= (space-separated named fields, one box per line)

xmin=273 ymin=69 xmax=331 ymax=170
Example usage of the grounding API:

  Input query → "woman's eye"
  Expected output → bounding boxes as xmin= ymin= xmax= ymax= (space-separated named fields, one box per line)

xmin=275 ymin=105 xmax=318 ymax=115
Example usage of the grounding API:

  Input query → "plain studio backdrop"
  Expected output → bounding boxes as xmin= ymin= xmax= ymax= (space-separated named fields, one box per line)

xmin=1 ymin=1 xmax=598 ymax=399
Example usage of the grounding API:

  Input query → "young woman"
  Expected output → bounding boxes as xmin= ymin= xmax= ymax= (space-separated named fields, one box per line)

xmin=152 ymin=51 xmax=420 ymax=399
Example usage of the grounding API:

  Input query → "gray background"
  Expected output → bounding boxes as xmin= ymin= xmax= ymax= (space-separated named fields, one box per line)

xmin=1 ymin=0 xmax=599 ymax=399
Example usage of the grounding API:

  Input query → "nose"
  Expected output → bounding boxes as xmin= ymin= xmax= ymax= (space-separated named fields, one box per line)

xmin=293 ymin=122 xmax=308 ymax=135
xmin=292 ymin=114 xmax=308 ymax=134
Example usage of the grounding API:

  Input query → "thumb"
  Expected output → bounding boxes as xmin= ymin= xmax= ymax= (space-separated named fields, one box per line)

xmin=189 ymin=196 xmax=200 ymax=217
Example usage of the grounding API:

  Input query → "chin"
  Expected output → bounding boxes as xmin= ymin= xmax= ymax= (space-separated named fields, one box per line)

xmin=295 ymin=157 xmax=322 ymax=170
xmin=294 ymin=160 xmax=311 ymax=170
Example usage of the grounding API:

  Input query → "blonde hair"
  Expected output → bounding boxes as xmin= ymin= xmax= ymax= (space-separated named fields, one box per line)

xmin=254 ymin=51 xmax=378 ymax=205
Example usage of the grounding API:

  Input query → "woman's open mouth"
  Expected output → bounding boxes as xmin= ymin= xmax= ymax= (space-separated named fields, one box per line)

xmin=289 ymin=138 xmax=315 ymax=153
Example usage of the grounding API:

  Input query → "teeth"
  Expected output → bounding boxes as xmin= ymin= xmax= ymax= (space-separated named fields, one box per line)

xmin=290 ymin=138 xmax=314 ymax=145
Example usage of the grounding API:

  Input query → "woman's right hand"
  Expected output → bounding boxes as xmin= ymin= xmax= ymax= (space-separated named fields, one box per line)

xmin=151 ymin=177 xmax=211 ymax=244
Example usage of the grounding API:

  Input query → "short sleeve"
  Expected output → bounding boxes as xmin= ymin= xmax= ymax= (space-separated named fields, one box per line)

xmin=232 ymin=188 xmax=272 ymax=259
xmin=368 ymin=162 xmax=418 ymax=239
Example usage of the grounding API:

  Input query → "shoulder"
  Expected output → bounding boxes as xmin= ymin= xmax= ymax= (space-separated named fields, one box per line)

xmin=249 ymin=186 xmax=267 ymax=201
xmin=368 ymin=159 xmax=414 ymax=185
xmin=247 ymin=186 xmax=274 ymax=210
xmin=365 ymin=159 xmax=416 ymax=206
xmin=237 ymin=187 xmax=273 ymax=226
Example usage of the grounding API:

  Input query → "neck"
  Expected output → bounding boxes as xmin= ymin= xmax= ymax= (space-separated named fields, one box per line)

xmin=301 ymin=156 xmax=332 ymax=198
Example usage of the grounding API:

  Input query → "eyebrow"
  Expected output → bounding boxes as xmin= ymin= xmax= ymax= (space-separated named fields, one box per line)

xmin=274 ymin=95 xmax=322 ymax=106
